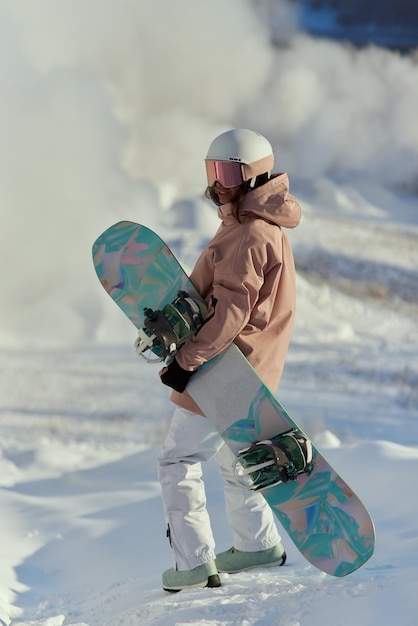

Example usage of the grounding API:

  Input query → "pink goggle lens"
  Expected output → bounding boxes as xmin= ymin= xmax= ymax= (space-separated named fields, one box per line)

xmin=205 ymin=160 xmax=244 ymax=188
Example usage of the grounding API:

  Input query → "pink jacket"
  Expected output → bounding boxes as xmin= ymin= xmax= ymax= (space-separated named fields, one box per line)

xmin=171 ymin=173 xmax=301 ymax=415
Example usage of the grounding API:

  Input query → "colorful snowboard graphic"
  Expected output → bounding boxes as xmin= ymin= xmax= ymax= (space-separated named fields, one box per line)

xmin=92 ymin=221 xmax=375 ymax=577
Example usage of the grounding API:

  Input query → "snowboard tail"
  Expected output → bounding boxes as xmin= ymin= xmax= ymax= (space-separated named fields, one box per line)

xmin=92 ymin=221 xmax=375 ymax=577
xmin=188 ymin=343 xmax=375 ymax=577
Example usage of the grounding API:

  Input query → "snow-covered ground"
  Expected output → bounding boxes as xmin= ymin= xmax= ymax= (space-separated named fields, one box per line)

xmin=2 ymin=194 xmax=418 ymax=626
xmin=1 ymin=1 xmax=418 ymax=624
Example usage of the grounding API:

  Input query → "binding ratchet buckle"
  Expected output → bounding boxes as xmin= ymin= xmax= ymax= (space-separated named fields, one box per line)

xmin=233 ymin=430 xmax=313 ymax=491
xmin=135 ymin=291 xmax=208 ymax=362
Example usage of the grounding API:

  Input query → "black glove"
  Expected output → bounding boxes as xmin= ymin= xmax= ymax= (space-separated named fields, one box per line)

xmin=160 ymin=359 xmax=195 ymax=393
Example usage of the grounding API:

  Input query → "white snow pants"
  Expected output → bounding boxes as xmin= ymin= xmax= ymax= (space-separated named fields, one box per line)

xmin=158 ymin=406 xmax=282 ymax=570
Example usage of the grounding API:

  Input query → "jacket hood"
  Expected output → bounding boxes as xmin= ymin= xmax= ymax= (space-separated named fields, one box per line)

xmin=218 ymin=173 xmax=301 ymax=229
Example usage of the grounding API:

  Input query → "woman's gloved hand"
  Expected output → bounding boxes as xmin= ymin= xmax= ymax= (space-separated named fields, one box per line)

xmin=159 ymin=359 xmax=195 ymax=393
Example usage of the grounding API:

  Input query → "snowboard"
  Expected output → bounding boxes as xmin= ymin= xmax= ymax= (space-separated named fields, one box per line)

xmin=92 ymin=221 xmax=375 ymax=577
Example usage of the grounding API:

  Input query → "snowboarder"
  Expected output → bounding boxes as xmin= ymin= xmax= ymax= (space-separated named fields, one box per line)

xmin=158 ymin=128 xmax=301 ymax=591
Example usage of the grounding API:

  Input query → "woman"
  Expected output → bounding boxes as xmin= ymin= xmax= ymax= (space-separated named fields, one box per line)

xmin=158 ymin=129 xmax=301 ymax=591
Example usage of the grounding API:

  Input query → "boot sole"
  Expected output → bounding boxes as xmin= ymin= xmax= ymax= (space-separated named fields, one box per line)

xmin=163 ymin=573 xmax=221 ymax=592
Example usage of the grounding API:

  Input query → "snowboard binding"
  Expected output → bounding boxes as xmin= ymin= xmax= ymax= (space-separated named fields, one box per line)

xmin=135 ymin=291 xmax=208 ymax=362
xmin=233 ymin=430 xmax=313 ymax=491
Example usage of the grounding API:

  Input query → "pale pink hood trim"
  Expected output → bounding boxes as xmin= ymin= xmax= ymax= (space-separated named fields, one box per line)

xmin=218 ymin=173 xmax=301 ymax=229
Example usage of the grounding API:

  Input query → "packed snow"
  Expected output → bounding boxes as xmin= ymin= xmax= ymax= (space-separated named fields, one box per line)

xmin=1 ymin=1 xmax=418 ymax=624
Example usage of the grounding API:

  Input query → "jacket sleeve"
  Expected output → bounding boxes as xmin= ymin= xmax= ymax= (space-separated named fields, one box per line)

xmin=175 ymin=224 xmax=275 ymax=371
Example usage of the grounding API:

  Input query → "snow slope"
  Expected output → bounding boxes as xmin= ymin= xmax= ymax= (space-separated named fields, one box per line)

xmin=1 ymin=1 xmax=418 ymax=624
xmin=2 ymin=184 xmax=417 ymax=625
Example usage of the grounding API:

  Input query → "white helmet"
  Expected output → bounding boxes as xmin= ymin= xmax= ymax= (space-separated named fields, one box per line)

xmin=205 ymin=128 xmax=274 ymax=188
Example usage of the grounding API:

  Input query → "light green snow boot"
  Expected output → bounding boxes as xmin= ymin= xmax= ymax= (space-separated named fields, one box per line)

xmin=215 ymin=543 xmax=286 ymax=573
xmin=162 ymin=560 xmax=221 ymax=592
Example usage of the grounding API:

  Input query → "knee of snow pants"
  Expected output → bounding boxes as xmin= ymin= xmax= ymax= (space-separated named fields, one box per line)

xmin=216 ymin=441 xmax=282 ymax=552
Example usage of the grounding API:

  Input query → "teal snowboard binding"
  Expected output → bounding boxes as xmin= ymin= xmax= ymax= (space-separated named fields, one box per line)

xmin=135 ymin=291 xmax=207 ymax=362
xmin=233 ymin=430 xmax=313 ymax=491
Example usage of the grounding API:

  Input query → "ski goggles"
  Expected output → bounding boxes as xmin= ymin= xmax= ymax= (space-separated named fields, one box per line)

xmin=205 ymin=160 xmax=245 ymax=188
